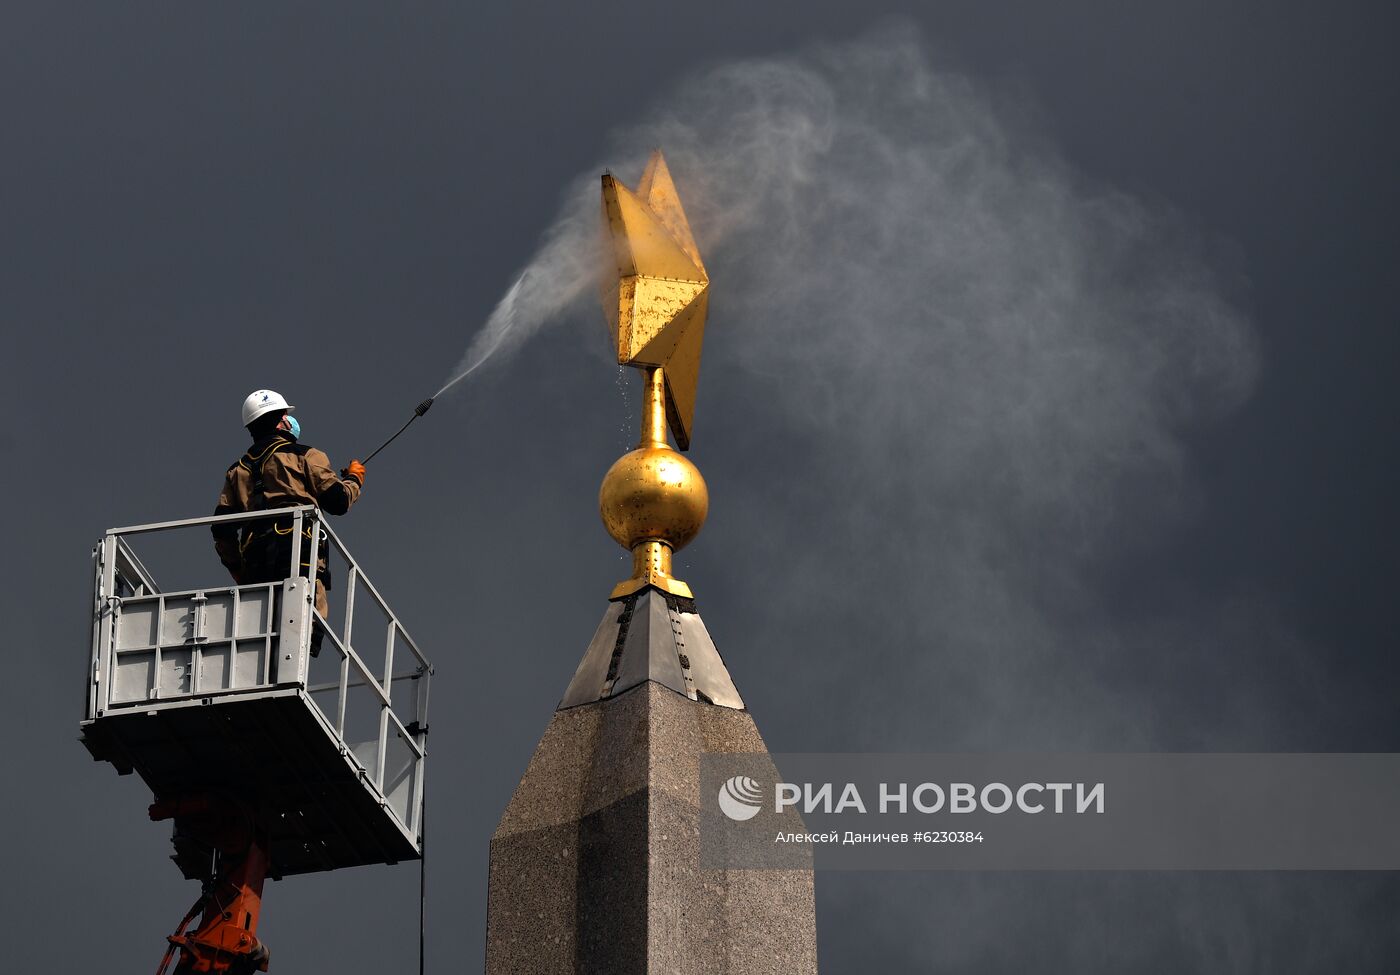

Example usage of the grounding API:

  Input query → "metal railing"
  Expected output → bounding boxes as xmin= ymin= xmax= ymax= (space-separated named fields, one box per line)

xmin=88 ymin=505 xmax=433 ymax=836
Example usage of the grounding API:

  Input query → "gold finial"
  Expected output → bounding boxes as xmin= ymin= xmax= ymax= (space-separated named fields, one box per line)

xmin=598 ymin=151 xmax=709 ymax=600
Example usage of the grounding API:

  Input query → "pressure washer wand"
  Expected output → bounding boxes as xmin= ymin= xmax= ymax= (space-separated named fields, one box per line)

xmin=363 ymin=397 xmax=435 ymax=464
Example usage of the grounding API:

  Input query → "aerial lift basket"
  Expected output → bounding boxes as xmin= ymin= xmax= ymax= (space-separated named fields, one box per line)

xmin=80 ymin=506 xmax=432 ymax=881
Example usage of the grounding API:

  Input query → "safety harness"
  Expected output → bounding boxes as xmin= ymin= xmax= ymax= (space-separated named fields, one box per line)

xmin=236 ymin=438 xmax=314 ymax=571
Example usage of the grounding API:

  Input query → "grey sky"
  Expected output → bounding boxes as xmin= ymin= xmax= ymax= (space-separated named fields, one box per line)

xmin=4 ymin=2 xmax=1398 ymax=971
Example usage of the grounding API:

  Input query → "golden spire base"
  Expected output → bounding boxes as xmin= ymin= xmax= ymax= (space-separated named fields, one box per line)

xmin=610 ymin=540 xmax=691 ymax=600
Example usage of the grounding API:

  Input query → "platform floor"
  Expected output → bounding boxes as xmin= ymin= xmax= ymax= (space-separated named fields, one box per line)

xmin=81 ymin=687 xmax=419 ymax=880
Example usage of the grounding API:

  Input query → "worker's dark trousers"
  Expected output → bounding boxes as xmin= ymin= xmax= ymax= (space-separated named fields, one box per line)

xmin=242 ymin=530 xmax=332 ymax=661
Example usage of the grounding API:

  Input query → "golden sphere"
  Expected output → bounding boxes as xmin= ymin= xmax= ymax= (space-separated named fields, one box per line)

xmin=599 ymin=444 xmax=709 ymax=552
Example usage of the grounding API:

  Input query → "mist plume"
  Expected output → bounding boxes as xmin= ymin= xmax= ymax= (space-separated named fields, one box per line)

xmin=447 ymin=23 xmax=1266 ymax=746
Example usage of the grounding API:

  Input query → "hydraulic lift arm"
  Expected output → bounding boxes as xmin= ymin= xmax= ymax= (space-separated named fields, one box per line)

xmin=151 ymin=796 xmax=271 ymax=974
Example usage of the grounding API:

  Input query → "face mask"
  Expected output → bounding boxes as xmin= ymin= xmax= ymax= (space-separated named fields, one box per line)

xmin=281 ymin=415 xmax=301 ymax=439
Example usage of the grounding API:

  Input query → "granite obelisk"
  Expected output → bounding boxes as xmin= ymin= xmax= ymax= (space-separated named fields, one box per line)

xmin=484 ymin=152 xmax=817 ymax=974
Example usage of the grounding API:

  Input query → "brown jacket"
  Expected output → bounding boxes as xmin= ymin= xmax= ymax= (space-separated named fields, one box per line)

xmin=212 ymin=434 xmax=361 ymax=575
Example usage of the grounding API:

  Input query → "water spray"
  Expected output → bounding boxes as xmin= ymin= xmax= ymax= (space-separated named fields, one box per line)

xmin=361 ymin=207 xmax=585 ymax=468
xmin=360 ymin=351 xmax=498 ymax=465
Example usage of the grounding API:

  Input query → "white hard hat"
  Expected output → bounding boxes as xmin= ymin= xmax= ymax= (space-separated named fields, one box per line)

xmin=241 ymin=389 xmax=295 ymax=427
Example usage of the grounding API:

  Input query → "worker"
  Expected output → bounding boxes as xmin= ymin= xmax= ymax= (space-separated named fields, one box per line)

xmin=212 ymin=389 xmax=366 ymax=655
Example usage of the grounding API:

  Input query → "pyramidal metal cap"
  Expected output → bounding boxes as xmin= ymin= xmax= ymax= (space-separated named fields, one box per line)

xmin=559 ymin=588 xmax=744 ymax=711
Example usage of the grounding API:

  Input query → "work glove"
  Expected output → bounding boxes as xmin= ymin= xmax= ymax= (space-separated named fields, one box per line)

xmin=343 ymin=459 xmax=367 ymax=486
